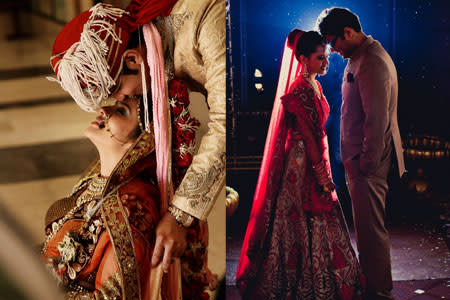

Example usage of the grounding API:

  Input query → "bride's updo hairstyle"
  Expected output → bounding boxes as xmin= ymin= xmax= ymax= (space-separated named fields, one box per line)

xmin=288 ymin=29 xmax=325 ymax=60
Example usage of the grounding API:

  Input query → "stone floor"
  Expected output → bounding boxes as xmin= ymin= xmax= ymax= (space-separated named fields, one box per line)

xmin=226 ymin=224 xmax=450 ymax=298
xmin=225 ymin=279 xmax=450 ymax=300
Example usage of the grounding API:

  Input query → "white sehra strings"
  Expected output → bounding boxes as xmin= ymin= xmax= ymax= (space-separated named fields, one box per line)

xmin=47 ymin=3 xmax=129 ymax=112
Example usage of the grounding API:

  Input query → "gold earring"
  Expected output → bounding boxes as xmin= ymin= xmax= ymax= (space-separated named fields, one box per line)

xmin=136 ymin=100 xmax=144 ymax=132
xmin=303 ymin=64 xmax=310 ymax=78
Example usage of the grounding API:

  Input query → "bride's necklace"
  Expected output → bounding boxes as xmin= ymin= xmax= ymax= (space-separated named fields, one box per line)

xmin=302 ymin=73 xmax=326 ymax=123
xmin=303 ymin=73 xmax=321 ymax=98
xmin=76 ymin=175 xmax=108 ymax=206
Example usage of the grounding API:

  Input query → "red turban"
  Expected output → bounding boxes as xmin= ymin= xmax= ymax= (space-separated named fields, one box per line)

xmin=49 ymin=0 xmax=177 ymax=112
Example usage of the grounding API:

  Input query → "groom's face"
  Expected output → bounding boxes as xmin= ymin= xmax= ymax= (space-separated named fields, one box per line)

xmin=111 ymin=49 xmax=149 ymax=102
xmin=325 ymin=35 xmax=350 ymax=59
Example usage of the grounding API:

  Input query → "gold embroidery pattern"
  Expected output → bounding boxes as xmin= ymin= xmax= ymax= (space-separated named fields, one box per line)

xmin=68 ymin=131 xmax=154 ymax=200
xmin=291 ymin=85 xmax=326 ymax=138
xmin=174 ymin=152 xmax=225 ymax=212
xmin=292 ymin=86 xmax=318 ymax=123
xmin=70 ymin=161 xmax=101 ymax=196
xmin=168 ymin=12 xmax=193 ymax=34
xmin=76 ymin=175 xmax=108 ymax=206
xmin=46 ymin=131 xmax=156 ymax=299
xmin=114 ymin=131 xmax=155 ymax=181
xmin=96 ymin=272 xmax=122 ymax=300
xmin=42 ymin=191 xmax=100 ymax=254
xmin=154 ymin=16 xmax=175 ymax=80
xmin=101 ymin=194 xmax=141 ymax=300
xmin=44 ymin=197 xmax=106 ymax=285
xmin=120 ymin=193 xmax=157 ymax=239
xmin=66 ymin=290 xmax=96 ymax=300
xmin=65 ymin=273 xmax=121 ymax=300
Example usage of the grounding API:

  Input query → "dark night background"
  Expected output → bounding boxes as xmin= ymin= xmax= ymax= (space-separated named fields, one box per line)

xmin=226 ymin=0 xmax=450 ymax=254
xmin=227 ymin=0 xmax=450 ymax=131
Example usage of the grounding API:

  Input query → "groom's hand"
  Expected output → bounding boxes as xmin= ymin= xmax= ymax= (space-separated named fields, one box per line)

xmin=151 ymin=212 xmax=187 ymax=273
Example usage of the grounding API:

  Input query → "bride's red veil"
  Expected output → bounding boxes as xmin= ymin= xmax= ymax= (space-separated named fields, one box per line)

xmin=236 ymin=33 xmax=304 ymax=292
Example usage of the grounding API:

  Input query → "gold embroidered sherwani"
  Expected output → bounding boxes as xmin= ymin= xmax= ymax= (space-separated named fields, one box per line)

xmin=156 ymin=0 xmax=225 ymax=220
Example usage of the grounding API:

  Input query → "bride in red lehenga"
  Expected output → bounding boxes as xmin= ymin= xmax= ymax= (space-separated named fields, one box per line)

xmin=236 ymin=30 xmax=366 ymax=300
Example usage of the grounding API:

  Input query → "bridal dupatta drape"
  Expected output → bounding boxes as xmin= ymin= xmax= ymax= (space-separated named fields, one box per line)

xmin=236 ymin=33 xmax=365 ymax=300
xmin=236 ymin=39 xmax=301 ymax=288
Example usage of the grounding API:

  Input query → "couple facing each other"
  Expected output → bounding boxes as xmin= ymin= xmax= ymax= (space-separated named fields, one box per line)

xmin=237 ymin=7 xmax=405 ymax=300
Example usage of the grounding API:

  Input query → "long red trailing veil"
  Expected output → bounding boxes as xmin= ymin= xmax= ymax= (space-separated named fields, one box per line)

xmin=236 ymin=39 xmax=301 ymax=288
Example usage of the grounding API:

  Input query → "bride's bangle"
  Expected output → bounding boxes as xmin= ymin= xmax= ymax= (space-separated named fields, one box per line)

xmin=312 ymin=160 xmax=330 ymax=185
xmin=322 ymin=181 xmax=335 ymax=193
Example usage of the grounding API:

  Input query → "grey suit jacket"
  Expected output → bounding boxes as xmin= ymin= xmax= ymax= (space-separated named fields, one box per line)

xmin=341 ymin=36 xmax=405 ymax=178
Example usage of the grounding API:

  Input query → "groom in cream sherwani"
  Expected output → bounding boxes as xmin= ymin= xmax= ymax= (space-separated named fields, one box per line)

xmin=317 ymin=8 xmax=405 ymax=300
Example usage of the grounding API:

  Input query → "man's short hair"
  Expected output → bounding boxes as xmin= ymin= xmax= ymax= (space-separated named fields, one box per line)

xmin=317 ymin=7 xmax=362 ymax=37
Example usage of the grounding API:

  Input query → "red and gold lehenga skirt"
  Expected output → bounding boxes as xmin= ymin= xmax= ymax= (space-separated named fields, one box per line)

xmin=238 ymin=136 xmax=365 ymax=300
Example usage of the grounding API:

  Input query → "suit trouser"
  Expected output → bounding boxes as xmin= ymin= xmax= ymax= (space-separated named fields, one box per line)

xmin=345 ymin=148 xmax=393 ymax=298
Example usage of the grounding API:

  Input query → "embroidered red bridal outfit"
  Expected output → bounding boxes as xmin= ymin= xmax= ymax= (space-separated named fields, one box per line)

xmin=236 ymin=36 xmax=365 ymax=300
xmin=42 ymin=80 xmax=211 ymax=300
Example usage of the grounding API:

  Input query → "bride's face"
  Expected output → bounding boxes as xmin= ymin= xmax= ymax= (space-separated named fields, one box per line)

xmin=85 ymin=98 xmax=140 ymax=151
xmin=305 ymin=45 xmax=329 ymax=76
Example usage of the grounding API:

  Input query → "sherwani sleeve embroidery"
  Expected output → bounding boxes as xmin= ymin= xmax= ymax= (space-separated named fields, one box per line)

xmin=171 ymin=0 xmax=226 ymax=220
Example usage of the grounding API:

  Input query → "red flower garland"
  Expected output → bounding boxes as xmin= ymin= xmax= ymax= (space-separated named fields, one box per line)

xmin=168 ymin=79 xmax=213 ymax=300
xmin=168 ymin=79 xmax=201 ymax=188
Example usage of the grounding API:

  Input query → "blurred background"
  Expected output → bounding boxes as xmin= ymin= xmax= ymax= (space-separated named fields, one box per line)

xmin=0 ymin=1 xmax=224 ymax=299
xmin=226 ymin=0 xmax=450 ymax=299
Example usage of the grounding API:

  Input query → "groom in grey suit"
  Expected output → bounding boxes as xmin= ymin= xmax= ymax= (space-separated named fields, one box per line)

xmin=317 ymin=8 xmax=405 ymax=300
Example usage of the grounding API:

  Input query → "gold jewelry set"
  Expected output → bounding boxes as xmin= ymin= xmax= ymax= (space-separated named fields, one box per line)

xmin=312 ymin=160 xmax=335 ymax=193
xmin=322 ymin=184 xmax=333 ymax=193
xmin=302 ymin=64 xmax=321 ymax=98
xmin=76 ymin=175 xmax=108 ymax=206
xmin=104 ymin=96 xmax=144 ymax=143
xmin=104 ymin=114 xmax=128 ymax=145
